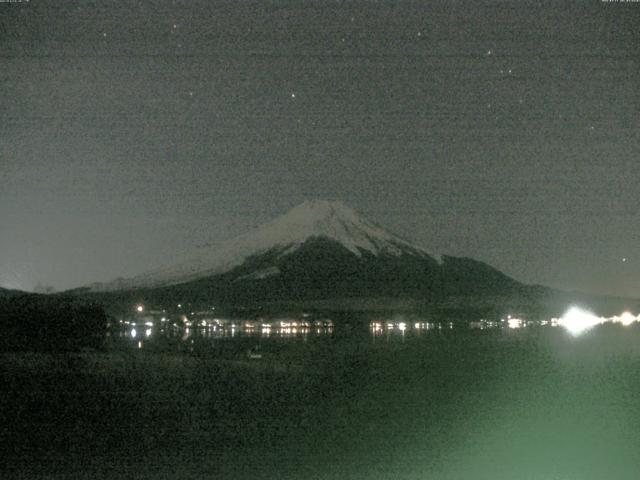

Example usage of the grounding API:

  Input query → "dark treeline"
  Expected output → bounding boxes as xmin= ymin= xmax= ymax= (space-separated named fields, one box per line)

xmin=0 ymin=293 xmax=107 ymax=352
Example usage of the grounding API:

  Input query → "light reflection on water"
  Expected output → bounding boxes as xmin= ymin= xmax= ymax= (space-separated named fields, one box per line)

xmin=53 ymin=309 xmax=640 ymax=479
xmin=117 ymin=322 xmax=335 ymax=347
xmin=114 ymin=308 xmax=640 ymax=350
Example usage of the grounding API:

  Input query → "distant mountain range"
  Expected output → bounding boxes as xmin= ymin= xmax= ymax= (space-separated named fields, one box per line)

xmin=70 ymin=200 xmax=637 ymax=317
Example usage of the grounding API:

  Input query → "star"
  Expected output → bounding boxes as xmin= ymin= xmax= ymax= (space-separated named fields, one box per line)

xmin=487 ymin=49 xmax=493 ymax=56
xmin=622 ymin=258 xmax=627 ymax=262
xmin=291 ymin=93 xmax=296 ymax=99
xmin=102 ymin=32 xmax=107 ymax=38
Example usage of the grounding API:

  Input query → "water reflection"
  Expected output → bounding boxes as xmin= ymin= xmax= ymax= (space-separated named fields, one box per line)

xmin=370 ymin=319 xmax=454 ymax=337
xmin=117 ymin=317 xmax=335 ymax=348
xmin=369 ymin=309 xmax=640 ymax=337
xmin=114 ymin=308 xmax=640 ymax=349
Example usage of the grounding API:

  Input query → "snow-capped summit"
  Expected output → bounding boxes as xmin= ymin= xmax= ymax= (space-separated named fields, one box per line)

xmin=242 ymin=199 xmax=432 ymax=258
xmin=88 ymin=200 xmax=440 ymax=292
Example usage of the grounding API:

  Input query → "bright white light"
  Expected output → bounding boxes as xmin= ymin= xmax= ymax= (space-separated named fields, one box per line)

xmin=398 ymin=322 xmax=406 ymax=331
xmin=507 ymin=318 xmax=522 ymax=329
xmin=144 ymin=321 xmax=153 ymax=327
xmin=559 ymin=306 xmax=602 ymax=336
xmin=618 ymin=311 xmax=636 ymax=327
xmin=136 ymin=305 xmax=144 ymax=313
xmin=145 ymin=328 xmax=152 ymax=337
xmin=131 ymin=328 xmax=137 ymax=338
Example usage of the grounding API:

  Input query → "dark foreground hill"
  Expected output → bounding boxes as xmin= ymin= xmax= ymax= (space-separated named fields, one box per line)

xmin=0 ymin=292 xmax=107 ymax=352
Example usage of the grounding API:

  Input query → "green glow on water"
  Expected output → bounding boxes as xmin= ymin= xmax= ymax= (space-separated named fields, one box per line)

xmin=3 ymin=325 xmax=640 ymax=479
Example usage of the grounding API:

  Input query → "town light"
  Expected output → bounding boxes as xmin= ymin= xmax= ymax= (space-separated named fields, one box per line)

xmin=507 ymin=318 xmax=522 ymax=329
xmin=618 ymin=311 xmax=636 ymax=327
xmin=559 ymin=306 xmax=602 ymax=336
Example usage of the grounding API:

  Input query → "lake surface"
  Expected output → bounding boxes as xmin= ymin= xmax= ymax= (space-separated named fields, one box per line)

xmin=3 ymin=321 xmax=640 ymax=479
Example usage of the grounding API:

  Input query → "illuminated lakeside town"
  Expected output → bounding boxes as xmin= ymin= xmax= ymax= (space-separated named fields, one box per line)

xmin=115 ymin=303 xmax=640 ymax=348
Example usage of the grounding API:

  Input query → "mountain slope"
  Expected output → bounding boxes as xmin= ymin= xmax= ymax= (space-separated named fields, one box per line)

xmin=0 ymin=287 xmax=28 ymax=298
xmin=89 ymin=200 xmax=441 ymax=292
xmin=74 ymin=200 xmax=533 ymax=311
xmin=59 ymin=200 xmax=640 ymax=315
xmin=168 ymin=240 xmax=522 ymax=305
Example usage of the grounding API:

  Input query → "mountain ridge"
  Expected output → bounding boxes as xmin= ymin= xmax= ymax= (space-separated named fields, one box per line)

xmin=88 ymin=200 xmax=442 ymax=292
xmin=67 ymin=201 xmax=640 ymax=317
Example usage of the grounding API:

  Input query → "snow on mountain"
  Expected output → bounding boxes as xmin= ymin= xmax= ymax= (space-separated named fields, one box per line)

xmin=89 ymin=200 xmax=441 ymax=292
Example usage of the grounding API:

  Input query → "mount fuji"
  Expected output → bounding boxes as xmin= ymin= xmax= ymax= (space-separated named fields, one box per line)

xmin=81 ymin=200 xmax=532 ymax=309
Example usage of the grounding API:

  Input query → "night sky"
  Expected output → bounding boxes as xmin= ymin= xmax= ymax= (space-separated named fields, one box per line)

xmin=1 ymin=0 xmax=639 ymax=296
